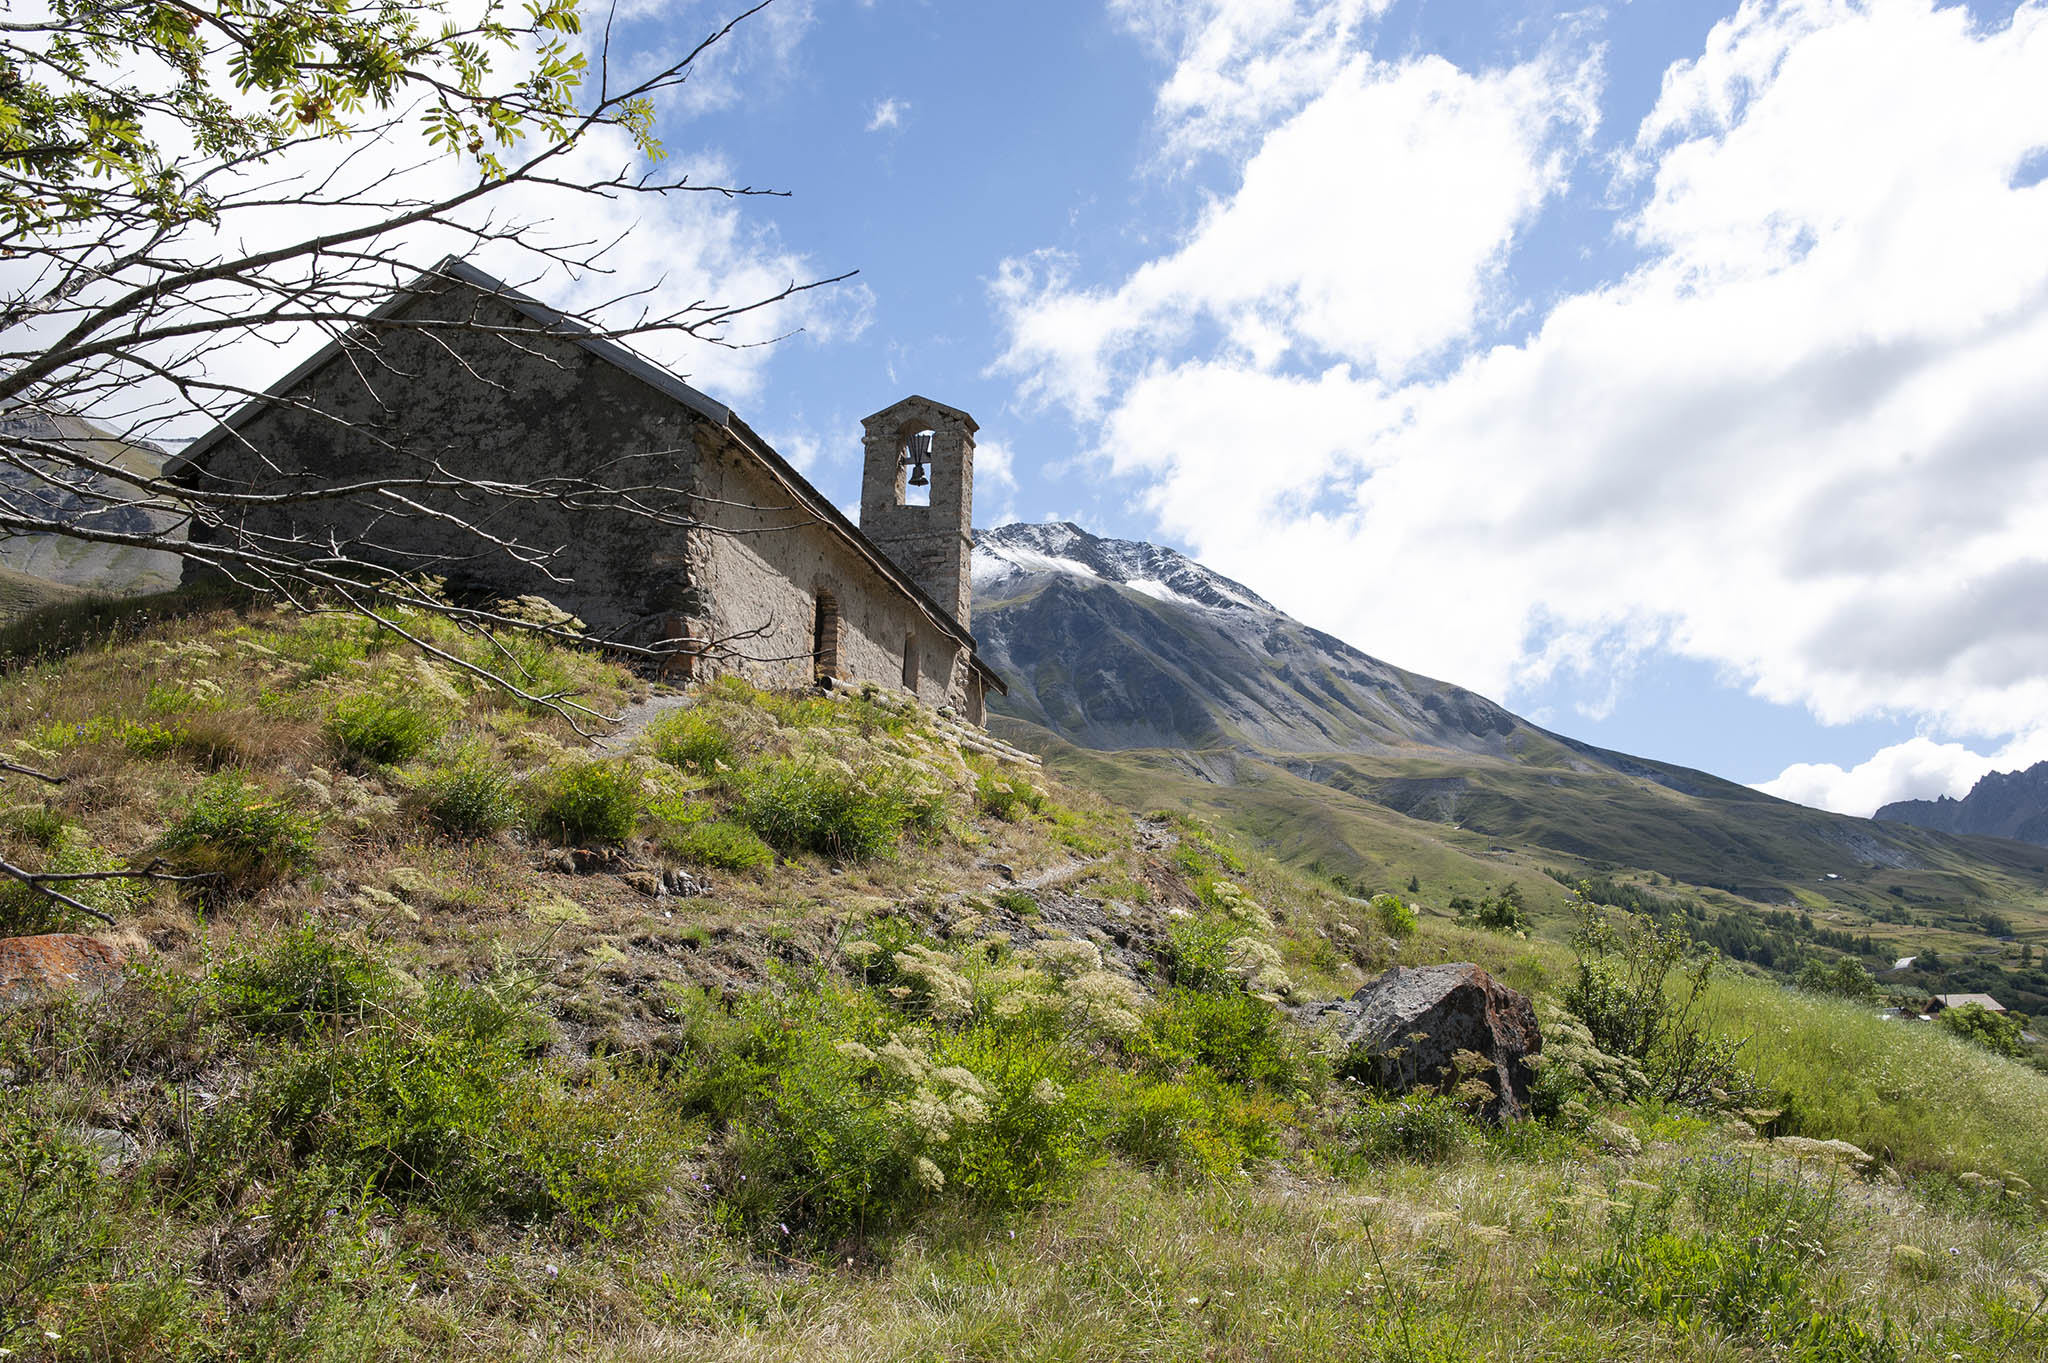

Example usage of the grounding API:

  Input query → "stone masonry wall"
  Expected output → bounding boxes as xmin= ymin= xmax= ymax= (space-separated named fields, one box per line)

xmin=188 ymin=280 xmax=701 ymax=640
xmin=688 ymin=428 xmax=969 ymax=710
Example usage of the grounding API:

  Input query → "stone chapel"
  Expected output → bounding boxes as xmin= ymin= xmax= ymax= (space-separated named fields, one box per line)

xmin=172 ymin=259 xmax=1002 ymax=722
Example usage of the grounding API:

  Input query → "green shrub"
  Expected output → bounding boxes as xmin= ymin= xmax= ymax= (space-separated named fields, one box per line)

xmin=413 ymin=745 xmax=520 ymax=836
xmin=0 ymin=825 xmax=135 ymax=933
xmin=647 ymin=708 xmax=736 ymax=772
xmin=680 ymin=983 xmax=1088 ymax=1240
xmin=1095 ymin=1071 xmax=1287 ymax=1180
xmin=1936 ymin=1002 xmax=2027 ymax=1058
xmin=661 ymin=819 xmax=774 ymax=872
xmin=728 ymin=756 xmax=943 ymax=860
xmin=213 ymin=926 xmax=394 ymax=1035
xmin=932 ymin=1017 xmax=1091 ymax=1212
xmin=1795 ymin=957 xmax=1881 ymax=1003
xmin=158 ymin=773 xmax=319 ymax=898
xmin=238 ymin=979 xmax=677 ymax=1233
xmin=1348 ymin=1092 xmax=1475 ymax=1163
xmin=471 ymin=629 xmax=595 ymax=712
xmin=1455 ymin=882 xmax=1528 ymax=932
xmin=1370 ymin=892 xmax=1417 ymax=939
xmin=973 ymin=761 xmax=1046 ymax=822
xmin=120 ymin=719 xmax=187 ymax=759
xmin=1129 ymin=986 xmax=1310 ymax=1094
xmin=1564 ymin=907 xmax=1745 ymax=1106
xmin=325 ymin=692 xmax=443 ymax=766
xmin=0 ymin=1109 xmax=116 ymax=1355
xmin=1164 ymin=915 xmax=1238 ymax=994
xmin=527 ymin=759 xmax=641 ymax=845
xmin=1564 ymin=1164 xmax=1888 ymax=1356
xmin=0 ymin=802 xmax=67 ymax=849
xmin=991 ymin=888 xmax=1038 ymax=916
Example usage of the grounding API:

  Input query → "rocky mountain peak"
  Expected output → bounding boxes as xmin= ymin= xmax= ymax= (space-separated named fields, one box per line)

xmin=973 ymin=521 xmax=1275 ymax=614
xmin=1876 ymin=761 xmax=2048 ymax=847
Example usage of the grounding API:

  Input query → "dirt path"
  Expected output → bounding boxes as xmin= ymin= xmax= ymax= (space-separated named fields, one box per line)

xmin=596 ymin=689 xmax=693 ymax=753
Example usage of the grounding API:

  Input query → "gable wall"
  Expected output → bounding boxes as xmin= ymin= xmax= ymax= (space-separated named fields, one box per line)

xmin=188 ymin=281 xmax=703 ymax=638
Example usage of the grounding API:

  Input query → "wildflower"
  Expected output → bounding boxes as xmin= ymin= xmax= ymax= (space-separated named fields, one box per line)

xmin=931 ymin=1065 xmax=986 ymax=1096
xmin=914 ymin=1156 xmax=946 ymax=1191
xmin=833 ymin=1040 xmax=878 ymax=1064
xmin=1033 ymin=938 xmax=1103 ymax=976
xmin=1031 ymin=1078 xmax=1065 ymax=1107
xmin=902 ymin=1090 xmax=956 ymax=1142
xmin=878 ymin=1037 xmax=931 ymax=1081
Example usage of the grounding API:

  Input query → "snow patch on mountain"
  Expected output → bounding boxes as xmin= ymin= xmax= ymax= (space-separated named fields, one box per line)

xmin=973 ymin=522 xmax=1273 ymax=614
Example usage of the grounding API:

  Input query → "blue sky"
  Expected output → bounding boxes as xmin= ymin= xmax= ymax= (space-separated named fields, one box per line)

xmin=564 ymin=0 xmax=2048 ymax=814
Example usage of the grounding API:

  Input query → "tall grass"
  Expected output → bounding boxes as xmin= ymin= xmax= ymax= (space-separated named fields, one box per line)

xmin=1708 ymin=974 xmax=2048 ymax=1187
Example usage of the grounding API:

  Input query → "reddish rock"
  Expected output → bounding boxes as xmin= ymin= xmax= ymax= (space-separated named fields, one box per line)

xmin=1311 ymin=962 xmax=1541 ymax=1121
xmin=0 ymin=933 xmax=123 ymax=1008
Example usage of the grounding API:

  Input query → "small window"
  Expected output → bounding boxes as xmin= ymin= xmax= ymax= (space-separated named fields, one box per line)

xmin=901 ymin=633 xmax=919 ymax=692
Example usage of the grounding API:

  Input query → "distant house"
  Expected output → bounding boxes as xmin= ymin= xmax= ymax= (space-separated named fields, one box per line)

xmin=171 ymin=259 xmax=1003 ymax=722
xmin=1927 ymin=993 xmax=2007 ymax=1015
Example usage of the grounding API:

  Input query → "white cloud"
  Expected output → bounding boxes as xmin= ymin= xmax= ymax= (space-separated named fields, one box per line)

xmin=866 ymin=97 xmax=908 ymax=132
xmin=1758 ymin=730 xmax=2048 ymax=818
xmin=997 ymin=0 xmax=2048 ymax=793
xmin=992 ymin=46 xmax=1599 ymax=411
xmin=1110 ymin=0 xmax=1394 ymax=161
xmin=972 ymin=436 xmax=1019 ymax=526
xmin=975 ymin=436 xmax=1019 ymax=491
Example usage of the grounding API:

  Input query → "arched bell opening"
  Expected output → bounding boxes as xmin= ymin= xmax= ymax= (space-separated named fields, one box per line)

xmin=898 ymin=428 xmax=935 ymax=507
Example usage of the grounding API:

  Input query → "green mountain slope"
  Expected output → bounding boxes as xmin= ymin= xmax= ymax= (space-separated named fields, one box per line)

xmin=974 ymin=523 xmax=2048 ymax=960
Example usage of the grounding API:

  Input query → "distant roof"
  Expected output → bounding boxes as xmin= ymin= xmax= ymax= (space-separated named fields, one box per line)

xmin=1932 ymin=993 xmax=2007 ymax=1012
xmin=168 ymin=257 xmax=1001 ymax=688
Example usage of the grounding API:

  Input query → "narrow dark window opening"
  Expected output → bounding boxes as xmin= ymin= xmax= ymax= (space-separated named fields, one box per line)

xmin=901 ymin=633 xmax=919 ymax=692
xmin=812 ymin=591 xmax=840 ymax=682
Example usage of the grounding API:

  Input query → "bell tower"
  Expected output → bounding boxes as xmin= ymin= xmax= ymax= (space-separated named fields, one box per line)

xmin=859 ymin=395 xmax=977 ymax=630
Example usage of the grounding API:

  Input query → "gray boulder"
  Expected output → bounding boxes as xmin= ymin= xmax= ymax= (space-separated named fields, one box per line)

xmin=1308 ymin=962 xmax=1540 ymax=1121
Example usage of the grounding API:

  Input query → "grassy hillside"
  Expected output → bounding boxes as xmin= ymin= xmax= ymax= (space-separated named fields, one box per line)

xmin=1005 ymin=723 xmax=2048 ymax=1010
xmin=0 ymin=563 xmax=87 ymax=620
xmin=975 ymin=549 xmax=2048 ymax=1017
xmin=1 ymin=595 xmax=2044 ymax=1361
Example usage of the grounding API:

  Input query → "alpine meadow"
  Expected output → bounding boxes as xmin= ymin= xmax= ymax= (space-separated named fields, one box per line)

xmin=3 ymin=2 xmax=2047 ymax=1362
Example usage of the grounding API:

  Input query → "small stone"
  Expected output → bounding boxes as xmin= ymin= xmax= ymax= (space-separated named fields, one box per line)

xmin=663 ymin=868 xmax=710 ymax=897
xmin=73 ymin=1125 xmax=141 ymax=1174
xmin=623 ymin=871 xmax=662 ymax=898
